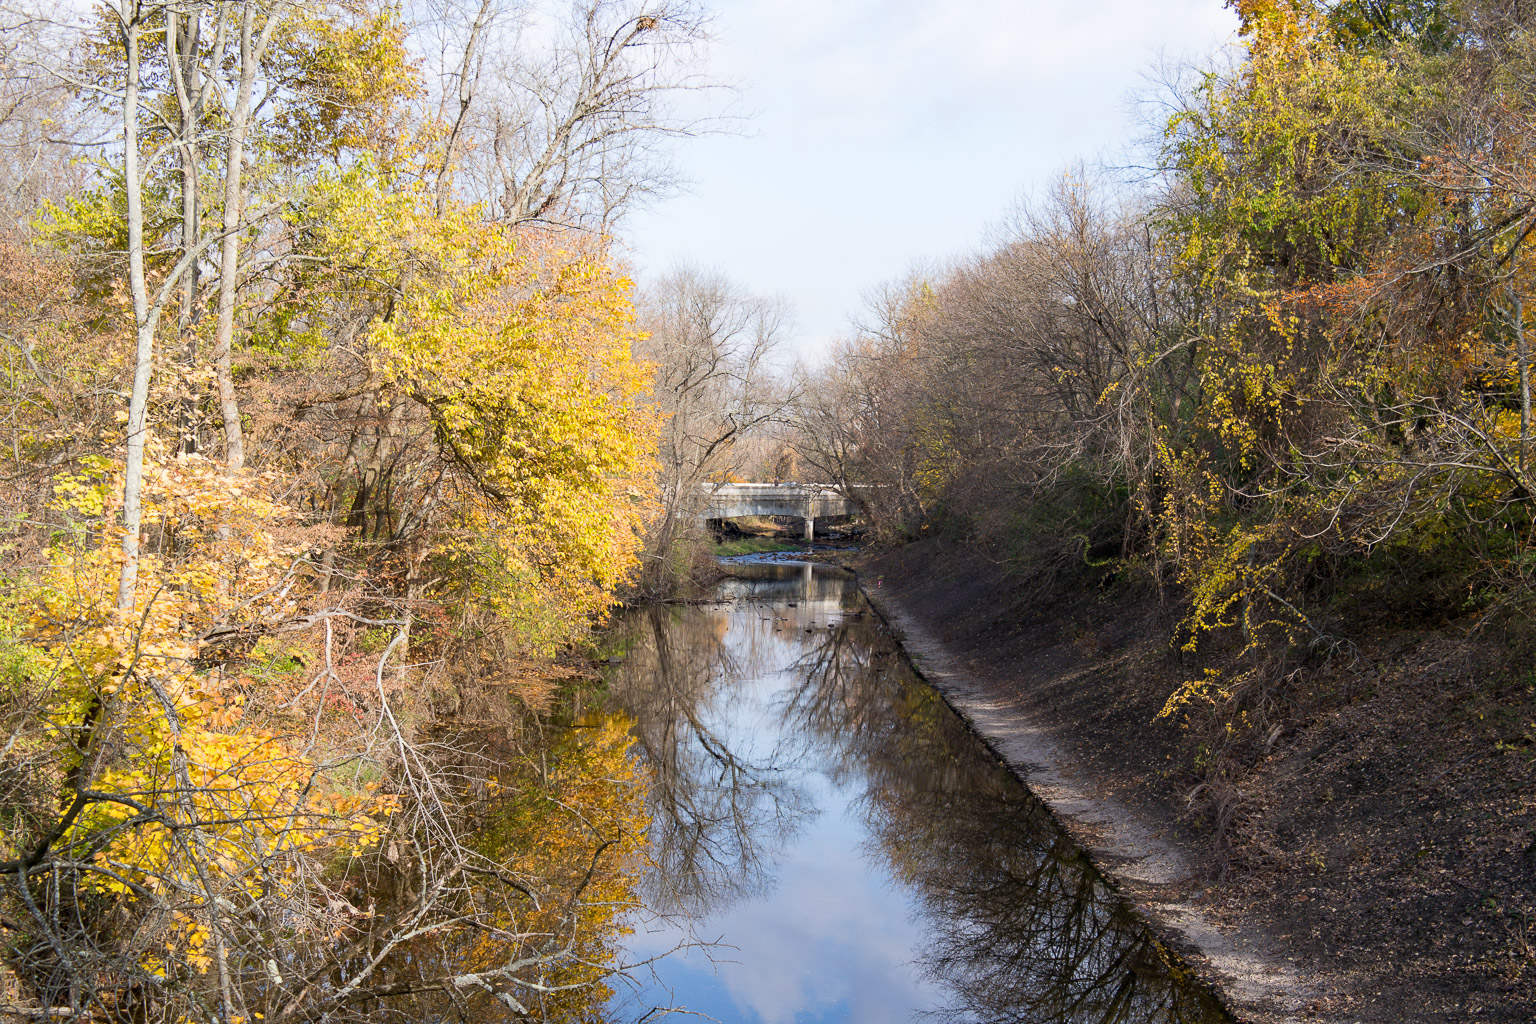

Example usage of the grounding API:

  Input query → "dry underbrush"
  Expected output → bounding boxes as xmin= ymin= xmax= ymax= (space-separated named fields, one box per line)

xmin=1213 ymin=621 xmax=1536 ymax=1017
xmin=863 ymin=537 xmax=1536 ymax=1022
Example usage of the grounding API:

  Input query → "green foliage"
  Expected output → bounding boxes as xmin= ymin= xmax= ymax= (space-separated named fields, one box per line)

xmin=1326 ymin=0 xmax=1461 ymax=53
xmin=356 ymin=627 xmax=395 ymax=654
xmin=711 ymin=536 xmax=802 ymax=557
xmin=997 ymin=470 xmax=1129 ymax=581
xmin=35 ymin=170 xmax=179 ymax=300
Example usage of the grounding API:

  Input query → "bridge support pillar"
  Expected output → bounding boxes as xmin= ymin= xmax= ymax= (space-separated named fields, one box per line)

xmin=802 ymin=516 xmax=814 ymax=542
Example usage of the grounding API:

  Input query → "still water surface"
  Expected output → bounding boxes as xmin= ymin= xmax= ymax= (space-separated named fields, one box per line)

xmin=603 ymin=559 xmax=1230 ymax=1024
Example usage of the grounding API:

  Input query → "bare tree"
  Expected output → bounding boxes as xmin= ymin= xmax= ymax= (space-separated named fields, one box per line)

xmin=792 ymin=275 xmax=943 ymax=541
xmin=0 ymin=15 xmax=81 ymax=234
xmin=637 ymin=265 xmax=793 ymax=591
xmin=420 ymin=0 xmax=719 ymax=231
xmin=209 ymin=4 xmax=276 ymax=473
xmin=792 ymin=174 xmax=1185 ymax=562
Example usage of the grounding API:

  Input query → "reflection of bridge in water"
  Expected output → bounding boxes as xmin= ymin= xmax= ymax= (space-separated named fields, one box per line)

xmin=697 ymin=483 xmax=863 ymax=540
xmin=716 ymin=561 xmax=853 ymax=605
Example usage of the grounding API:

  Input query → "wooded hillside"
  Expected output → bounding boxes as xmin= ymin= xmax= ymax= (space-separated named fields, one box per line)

xmin=802 ymin=0 xmax=1536 ymax=740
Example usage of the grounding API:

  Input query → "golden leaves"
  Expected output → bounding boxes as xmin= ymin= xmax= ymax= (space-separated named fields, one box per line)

xmin=26 ymin=443 xmax=395 ymax=935
xmin=347 ymin=189 xmax=658 ymax=651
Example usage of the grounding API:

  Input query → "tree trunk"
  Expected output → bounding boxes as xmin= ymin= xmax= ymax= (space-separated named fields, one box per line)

xmin=212 ymin=5 xmax=274 ymax=474
xmin=118 ymin=0 xmax=152 ymax=612
xmin=1516 ymin=293 xmax=1531 ymax=479
xmin=170 ymin=9 xmax=203 ymax=455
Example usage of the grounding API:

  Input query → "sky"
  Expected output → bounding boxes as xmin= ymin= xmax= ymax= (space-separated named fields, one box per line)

xmin=620 ymin=0 xmax=1240 ymax=364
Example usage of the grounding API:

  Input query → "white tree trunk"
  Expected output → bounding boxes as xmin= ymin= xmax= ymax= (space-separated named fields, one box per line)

xmin=170 ymin=8 xmax=203 ymax=455
xmin=117 ymin=0 xmax=152 ymax=612
xmin=212 ymin=4 xmax=273 ymax=474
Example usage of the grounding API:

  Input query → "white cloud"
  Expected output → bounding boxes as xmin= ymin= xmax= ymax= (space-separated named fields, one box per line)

xmin=622 ymin=809 xmax=940 ymax=1024
xmin=623 ymin=0 xmax=1239 ymax=361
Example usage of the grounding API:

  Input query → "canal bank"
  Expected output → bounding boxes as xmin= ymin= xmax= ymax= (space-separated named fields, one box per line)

xmin=852 ymin=538 xmax=1536 ymax=1024
xmin=850 ymin=549 xmax=1316 ymax=1024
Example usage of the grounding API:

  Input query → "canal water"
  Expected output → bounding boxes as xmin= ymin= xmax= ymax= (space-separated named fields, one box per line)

xmin=602 ymin=558 xmax=1231 ymax=1024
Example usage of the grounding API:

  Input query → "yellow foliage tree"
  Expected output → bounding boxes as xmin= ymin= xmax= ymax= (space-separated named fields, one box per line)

xmin=27 ymin=445 xmax=394 ymax=979
xmin=302 ymin=163 xmax=657 ymax=652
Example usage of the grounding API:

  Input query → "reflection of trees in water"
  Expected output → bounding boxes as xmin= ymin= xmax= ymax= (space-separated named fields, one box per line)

xmin=607 ymin=606 xmax=813 ymax=917
xmin=713 ymin=563 xmax=855 ymax=605
xmin=788 ymin=624 xmax=1232 ymax=1024
xmin=337 ymin=713 xmax=651 ymax=1024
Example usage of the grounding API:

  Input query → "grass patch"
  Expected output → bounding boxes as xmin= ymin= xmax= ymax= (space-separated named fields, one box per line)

xmin=712 ymin=537 xmax=803 ymax=557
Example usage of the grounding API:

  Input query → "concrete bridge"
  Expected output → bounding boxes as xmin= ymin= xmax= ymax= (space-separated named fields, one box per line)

xmin=697 ymin=483 xmax=861 ymax=540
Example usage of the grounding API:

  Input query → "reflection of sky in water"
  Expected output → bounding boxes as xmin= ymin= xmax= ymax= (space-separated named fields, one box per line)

xmin=611 ymin=567 xmax=947 ymax=1024
xmin=608 ymin=562 xmax=1228 ymax=1024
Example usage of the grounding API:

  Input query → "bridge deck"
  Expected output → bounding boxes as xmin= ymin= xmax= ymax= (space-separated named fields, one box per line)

xmin=696 ymin=483 xmax=861 ymax=521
